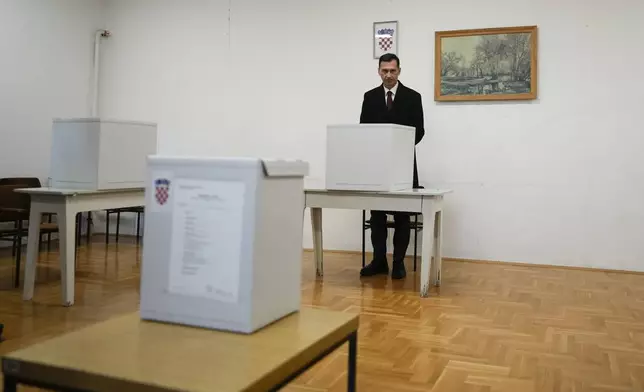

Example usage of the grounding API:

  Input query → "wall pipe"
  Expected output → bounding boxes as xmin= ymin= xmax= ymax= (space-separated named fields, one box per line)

xmin=91 ymin=30 xmax=111 ymax=117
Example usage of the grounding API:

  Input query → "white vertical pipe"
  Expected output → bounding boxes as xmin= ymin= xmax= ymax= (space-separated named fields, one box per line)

xmin=91 ymin=30 xmax=106 ymax=118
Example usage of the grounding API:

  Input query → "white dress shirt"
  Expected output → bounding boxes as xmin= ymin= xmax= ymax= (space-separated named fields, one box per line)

xmin=384 ymin=82 xmax=399 ymax=105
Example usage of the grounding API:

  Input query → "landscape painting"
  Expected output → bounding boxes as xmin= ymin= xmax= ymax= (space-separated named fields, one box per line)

xmin=434 ymin=26 xmax=537 ymax=102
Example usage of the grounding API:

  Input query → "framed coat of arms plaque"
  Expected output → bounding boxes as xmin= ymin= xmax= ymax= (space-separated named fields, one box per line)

xmin=373 ymin=21 xmax=398 ymax=59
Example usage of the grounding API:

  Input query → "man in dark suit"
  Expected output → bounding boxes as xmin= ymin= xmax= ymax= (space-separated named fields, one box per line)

xmin=359 ymin=53 xmax=425 ymax=280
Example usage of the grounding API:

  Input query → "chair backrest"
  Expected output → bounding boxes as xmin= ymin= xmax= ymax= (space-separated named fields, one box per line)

xmin=0 ymin=184 xmax=30 ymax=221
xmin=0 ymin=177 xmax=42 ymax=188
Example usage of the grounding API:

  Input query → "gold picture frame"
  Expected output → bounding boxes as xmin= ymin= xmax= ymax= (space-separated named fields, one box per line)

xmin=434 ymin=25 xmax=538 ymax=102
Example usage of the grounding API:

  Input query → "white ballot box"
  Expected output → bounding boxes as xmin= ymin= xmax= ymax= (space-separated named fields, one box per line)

xmin=325 ymin=123 xmax=415 ymax=191
xmin=140 ymin=156 xmax=309 ymax=334
xmin=49 ymin=118 xmax=157 ymax=190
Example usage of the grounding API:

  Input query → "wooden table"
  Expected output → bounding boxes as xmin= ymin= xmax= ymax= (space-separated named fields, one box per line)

xmin=1 ymin=308 xmax=359 ymax=392
xmin=305 ymin=187 xmax=452 ymax=297
xmin=15 ymin=187 xmax=145 ymax=306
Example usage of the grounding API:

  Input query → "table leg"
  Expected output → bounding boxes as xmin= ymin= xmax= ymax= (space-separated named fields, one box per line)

xmin=310 ymin=207 xmax=323 ymax=277
xmin=433 ymin=208 xmax=443 ymax=287
xmin=3 ymin=376 xmax=17 ymax=392
xmin=22 ymin=204 xmax=43 ymax=301
xmin=420 ymin=201 xmax=437 ymax=298
xmin=14 ymin=219 xmax=23 ymax=288
xmin=58 ymin=205 xmax=77 ymax=306
xmin=87 ymin=211 xmax=92 ymax=243
xmin=267 ymin=328 xmax=358 ymax=391
xmin=348 ymin=331 xmax=357 ymax=392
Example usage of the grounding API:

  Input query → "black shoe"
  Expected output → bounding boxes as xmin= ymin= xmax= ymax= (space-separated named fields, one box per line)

xmin=360 ymin=260 xmax=389 ymax=277
xmin=391 ymin=261 xmax=406 ymax=280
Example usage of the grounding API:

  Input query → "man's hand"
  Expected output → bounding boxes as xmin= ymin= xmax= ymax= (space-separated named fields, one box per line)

xmin=413 ymin=94 xmax=425 ymax=144
xmin=359 ymin=93 xmax=368 ymax=124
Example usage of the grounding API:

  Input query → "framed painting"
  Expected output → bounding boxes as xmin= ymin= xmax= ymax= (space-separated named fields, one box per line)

xmin=373 ymin=21 xmax=398 ymax=59
xmin=434 ymin=25 xmax=538 ymax=102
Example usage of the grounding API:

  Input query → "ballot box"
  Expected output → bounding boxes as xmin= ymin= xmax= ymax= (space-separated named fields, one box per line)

xmin=325 ymin=123 xmax=415 ymax=192
xmin=49 ymin=118 xmax=157 ymax=190
xmin=140 ymin=156 xmax=309 ymax=334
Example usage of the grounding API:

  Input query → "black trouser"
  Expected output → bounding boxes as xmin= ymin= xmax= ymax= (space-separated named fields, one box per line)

xmin=370 ymin=211 xmax=410 ymax=263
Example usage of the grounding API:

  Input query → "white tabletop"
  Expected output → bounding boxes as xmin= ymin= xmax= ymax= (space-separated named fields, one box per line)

xmin=304 ymin=187 xmax=452 ymax=196
xmin=14 ymin=187 xmax=145 ymax=196
xmin=16 ymin=186 xmax=450 ymax=197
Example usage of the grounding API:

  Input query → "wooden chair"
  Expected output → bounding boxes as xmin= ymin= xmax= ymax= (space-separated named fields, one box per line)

xmin=0 ymin=178 xmax=56 ymax=249
xmin=0 ymin=204 xmax=21 ymax=257
xmin=105 ymin=206 xmax=144 ymax=244
xmin=361 ymin=211 xmax=423 ymax=272
xmin=360 ymin=184 xmax=426 ymax=271
xmin=0 ymin=184 xmax=31 ymax=288
xmin=0 ymin=178 xmax=92 ymax=247
xmin=0 ymin=179 xmax=76 ymax=288
xmin=0 ymin=184 xmax=59 ymax=287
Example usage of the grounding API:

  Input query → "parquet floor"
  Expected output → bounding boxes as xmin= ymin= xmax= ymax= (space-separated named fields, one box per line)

xmin=1 ymin=239 xmax=644 ymax=391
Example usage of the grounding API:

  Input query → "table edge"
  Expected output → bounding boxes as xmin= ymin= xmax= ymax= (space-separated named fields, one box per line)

xmin=304 ymin=189 xmax=452 ymax=196
xmin=1 ymin=359 xmax=172 ymax=392
xmin=247 ymin=314 xmax=359 ymax=391
xmin=1 ymin=313 xmax=360 ymax=392
xmin=14 ymin=188 xmax=146 ymax=196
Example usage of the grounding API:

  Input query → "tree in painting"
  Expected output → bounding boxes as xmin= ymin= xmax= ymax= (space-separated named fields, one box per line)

xmin=440 ymin=31 xmax=532 ymax=96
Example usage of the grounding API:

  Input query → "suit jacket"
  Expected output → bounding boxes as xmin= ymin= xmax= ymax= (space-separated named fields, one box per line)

xmin=359 ymin=81 xmax=425 ymax=188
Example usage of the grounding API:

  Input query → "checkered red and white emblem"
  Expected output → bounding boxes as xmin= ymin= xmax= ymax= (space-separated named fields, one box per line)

xmin=154 ymin=179 xmax=170 ymax=205
xmin=379 ymin=36 xmax=393 ymax=51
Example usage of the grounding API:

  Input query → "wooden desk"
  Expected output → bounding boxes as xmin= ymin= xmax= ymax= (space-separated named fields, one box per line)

xmin=305 ymin=187 xmax=452 ymax=297
xmin=15 ymin=187 xmax=145 ymax=306
xmin=1 ymin=308 xmax=359 ymax=392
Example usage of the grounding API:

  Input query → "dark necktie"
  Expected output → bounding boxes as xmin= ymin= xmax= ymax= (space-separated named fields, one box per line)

xmin=386 ymin=91 xmax=393 ymax=110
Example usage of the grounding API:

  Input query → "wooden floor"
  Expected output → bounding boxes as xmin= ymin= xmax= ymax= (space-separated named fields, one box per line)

xmin=1 ymin=239 xmax=644 ymax=391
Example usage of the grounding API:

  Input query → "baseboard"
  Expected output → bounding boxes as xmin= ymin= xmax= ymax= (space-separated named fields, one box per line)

xmin=301 ymin=248 xmax=644 ymax=275
xmin=444 ymin=257 xmax=644 ymax=275
xmin=2 ymin=233 xmax=141 ymax=250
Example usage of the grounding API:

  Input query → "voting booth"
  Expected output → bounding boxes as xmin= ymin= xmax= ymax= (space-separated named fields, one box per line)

xmin=140 ymin=156 xmax=309 ymax=334
xmin=325 ymin=123 xmax=415 ymax=192
xmin=49 ymin=118 xmax=157 ymax=190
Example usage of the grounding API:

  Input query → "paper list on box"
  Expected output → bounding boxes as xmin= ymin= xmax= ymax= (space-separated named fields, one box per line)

xmin=168 ymin=178 xmax=246 ymax=303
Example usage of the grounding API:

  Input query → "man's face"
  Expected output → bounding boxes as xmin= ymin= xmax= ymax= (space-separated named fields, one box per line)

xmin=378 ymin=60 xmax=400 ymax=89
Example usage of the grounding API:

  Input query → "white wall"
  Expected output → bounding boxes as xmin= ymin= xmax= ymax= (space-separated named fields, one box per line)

xmin=100 ymin=0 xmax=231 ymax=156
xmin=0 ymin=0 xmax=105 ymax=180
xmin=0 ymin=0 xmax=104 ymax=246
xmin=100 ymin=0 xmax=644 ymax=271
